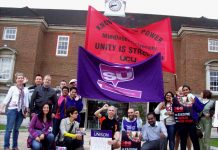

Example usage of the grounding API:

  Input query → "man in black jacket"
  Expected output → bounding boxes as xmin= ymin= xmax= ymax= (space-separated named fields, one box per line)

xmin=30 ymin=75 xmax=57 ymax=118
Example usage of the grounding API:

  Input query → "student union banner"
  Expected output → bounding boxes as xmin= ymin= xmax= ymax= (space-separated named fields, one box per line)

xmin=77 ymin=46 xmax=164 ymax=102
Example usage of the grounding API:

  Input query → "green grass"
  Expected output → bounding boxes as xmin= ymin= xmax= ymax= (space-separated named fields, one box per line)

xmin=210 ymin=138 xmax=218 ymax=147
xmin=0 ymin=124 xmax=27 ymax=130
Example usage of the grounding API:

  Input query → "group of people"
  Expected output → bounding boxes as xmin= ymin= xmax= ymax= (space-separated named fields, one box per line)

xmin=93 ymin=85 xmax=216 ymax=150
xmin=0 ymin=73 xmax=85 ymax=150
xmin=0 ymin=72 xmax=217 ymax=150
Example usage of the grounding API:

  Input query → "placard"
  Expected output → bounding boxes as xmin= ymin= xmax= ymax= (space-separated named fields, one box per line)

xmin=121 ymin=131 xmax=142 ymax=150
xmin=213 ymin=101 xmax=218 ymax=127
xmin=90 ymin=130 xmax=112 ymax=150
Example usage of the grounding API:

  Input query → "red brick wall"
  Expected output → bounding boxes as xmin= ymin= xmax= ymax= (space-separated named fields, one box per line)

xmin=0 ymin=23 xmax=43 ymax=84
xmin=40 ymin=31 xmax=85 ymax=87
xmin=1 ymin=22 xmax=218 ymax=95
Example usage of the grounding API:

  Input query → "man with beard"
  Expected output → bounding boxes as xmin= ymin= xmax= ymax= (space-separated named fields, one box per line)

xmin=121 ymin=108 xmax=142 ymax=149
xmin=141 ymin=112 xmax=167 ymax=150
xmin=122 ymin=108 xmax=142 ymax=131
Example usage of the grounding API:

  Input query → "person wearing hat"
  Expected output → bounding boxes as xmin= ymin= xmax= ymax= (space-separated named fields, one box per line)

xmin=69 ymin=78 xmax=87 ymax=128
xmin=69 ymin=79 xmax=77 ymax=88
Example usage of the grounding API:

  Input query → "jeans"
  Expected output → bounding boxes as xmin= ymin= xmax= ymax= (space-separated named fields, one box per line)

xmin=32 ymin=133 xmax=54 ymax=150
xmin=4 ymin=109 xmax=24 ymax=149
xmin=141 ymin=138 xmax=167 ymax=150
xmin=52 ymin=118 xmax=61 ymax=139
xmin=166 ymin=124 xmax=176 ymax=150
xmin=177 ymin=123 xmax=200 ymax=150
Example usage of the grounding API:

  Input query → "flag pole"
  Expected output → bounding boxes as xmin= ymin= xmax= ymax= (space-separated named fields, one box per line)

xmin=174 ymin=74 xmax=178 ymax=92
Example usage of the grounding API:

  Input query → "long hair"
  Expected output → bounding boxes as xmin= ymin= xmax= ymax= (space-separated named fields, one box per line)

xmin=38 ymin=102 xmax=52 ymax=122
xmin=164 ymin=91 xmax=174 ymax=105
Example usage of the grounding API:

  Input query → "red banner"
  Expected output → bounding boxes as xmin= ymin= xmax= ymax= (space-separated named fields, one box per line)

xmin=85 ymin=6 xmax=175 ymax=73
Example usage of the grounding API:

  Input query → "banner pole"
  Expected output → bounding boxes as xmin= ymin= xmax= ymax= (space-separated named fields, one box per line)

xmin=174 ymin=74 xmax=178 ymax=92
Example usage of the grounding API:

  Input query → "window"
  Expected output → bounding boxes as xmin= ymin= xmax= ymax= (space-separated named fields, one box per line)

xmin=208 ymin=39 xmax=218 ymax=52
xmin=0 ymin=93 xmax=6 ymax=103
xmin=56 ymin=36 xmax=69 ymax=56
xmin=205 ymin=60 xmax=218 ymax=95
xmin=2 ymin=27 xmax=17 ymax=40
xmin=0 ymin=47 xmax=16 ymax=83
xmin=209 ymin=71 xmax=218 ymax=91
xmin=0 ymin=57 xmax=13 ymax=80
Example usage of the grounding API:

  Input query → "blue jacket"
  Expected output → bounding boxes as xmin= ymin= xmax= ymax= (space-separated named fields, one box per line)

xmin=59 ymin=96 xmax=83 ymax=122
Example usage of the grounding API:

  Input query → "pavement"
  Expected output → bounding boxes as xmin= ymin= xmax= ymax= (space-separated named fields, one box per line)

xmin=0 ymin=115 xmax=218 ymax=150
xmin=0 ymin=129 xmax=91 ymax=150
xmin=1 ymin=128 xmax=218 ymax=150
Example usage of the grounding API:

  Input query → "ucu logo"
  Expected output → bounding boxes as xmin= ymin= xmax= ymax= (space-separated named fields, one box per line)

xmin=99 ymin=64 xmax=134 ymax=87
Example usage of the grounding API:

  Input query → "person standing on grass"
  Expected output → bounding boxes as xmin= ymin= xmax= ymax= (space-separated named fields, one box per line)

xmin=0 ymin=72 xmax=29 ymax=150
xmin=199 ymin=90 xmax=215 ymax=150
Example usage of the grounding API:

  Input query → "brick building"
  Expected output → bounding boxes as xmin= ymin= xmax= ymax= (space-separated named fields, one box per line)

xmin=0 ymin=7 xmax=218 ymax=127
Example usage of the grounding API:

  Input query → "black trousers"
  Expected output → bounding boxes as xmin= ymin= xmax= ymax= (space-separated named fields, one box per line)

xmin=63 ymin=137 xmax=83 ymax=150
xmin=176 ymin=123 xmax=200 ymax=150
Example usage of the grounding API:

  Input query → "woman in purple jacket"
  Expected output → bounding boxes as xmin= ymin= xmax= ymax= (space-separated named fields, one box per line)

xmin=28 ymin=102 xmax=54 ymax=150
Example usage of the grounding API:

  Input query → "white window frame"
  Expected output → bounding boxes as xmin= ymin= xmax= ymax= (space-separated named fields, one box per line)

xmin=208 ymin=38 xmax=218 ymax=52
xmin=206 ymin=61 xmax=218 ymax=95
xmin=2 ymin=27 xmax=17 ymax=41
xmin=56 ymin=35 xmax=69 ymax=56
xmin=0 ymin=93 xmax=6 ymax=103
xmin=0 ymin=54 xmax=15 ymax=83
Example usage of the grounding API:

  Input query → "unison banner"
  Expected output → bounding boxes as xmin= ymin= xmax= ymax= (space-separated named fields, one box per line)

xmin=90 ymin=130 xmax=112 ymax=150
xmin=77 ymin=46 xmax=164 ymax=102
xmin=85 ymin=6 xmax=175 ymax=73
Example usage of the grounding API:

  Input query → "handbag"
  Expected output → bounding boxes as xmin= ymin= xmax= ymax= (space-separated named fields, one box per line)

xmin=196 ymin=124 xmax=203 ymax=138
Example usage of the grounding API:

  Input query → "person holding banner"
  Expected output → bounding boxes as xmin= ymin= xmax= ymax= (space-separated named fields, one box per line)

xmin=94 ymin=104 xmax=121 ymax=149
xmin=154 ymin=91 xmax=176 ymax=150
xmin=121 ymin=108 xmax=143 ymax=149
xmin=173 ymin=85 xmax=204 ymax=150
xmin=174 ymin=86 xmax=192 ymax=150
xmin=141 ymin=112 xmax=168 ymax=150
xmin=198 ymin=90 xmax=215 ymax=150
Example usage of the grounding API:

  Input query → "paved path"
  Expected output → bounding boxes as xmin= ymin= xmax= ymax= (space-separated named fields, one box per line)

xmin=0 ymin=129 xmax=91 ymax=150
xmin=1 ymin=128 xmax=218 ymax=150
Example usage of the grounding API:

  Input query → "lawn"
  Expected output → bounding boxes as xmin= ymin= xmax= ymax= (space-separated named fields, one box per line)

xmin=210 ymin=138 xmax=218 ymax=147
xmin=0 ymin=124 xmax=27 ymax=130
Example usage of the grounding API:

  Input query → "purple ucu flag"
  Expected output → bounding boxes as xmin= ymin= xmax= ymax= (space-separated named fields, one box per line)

xmin=77 ymin=46 xmax=164 ymax=102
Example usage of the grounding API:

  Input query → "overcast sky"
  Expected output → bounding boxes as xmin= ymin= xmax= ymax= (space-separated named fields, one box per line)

xmin=1 ymin=0 xmax=218 ymax=19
